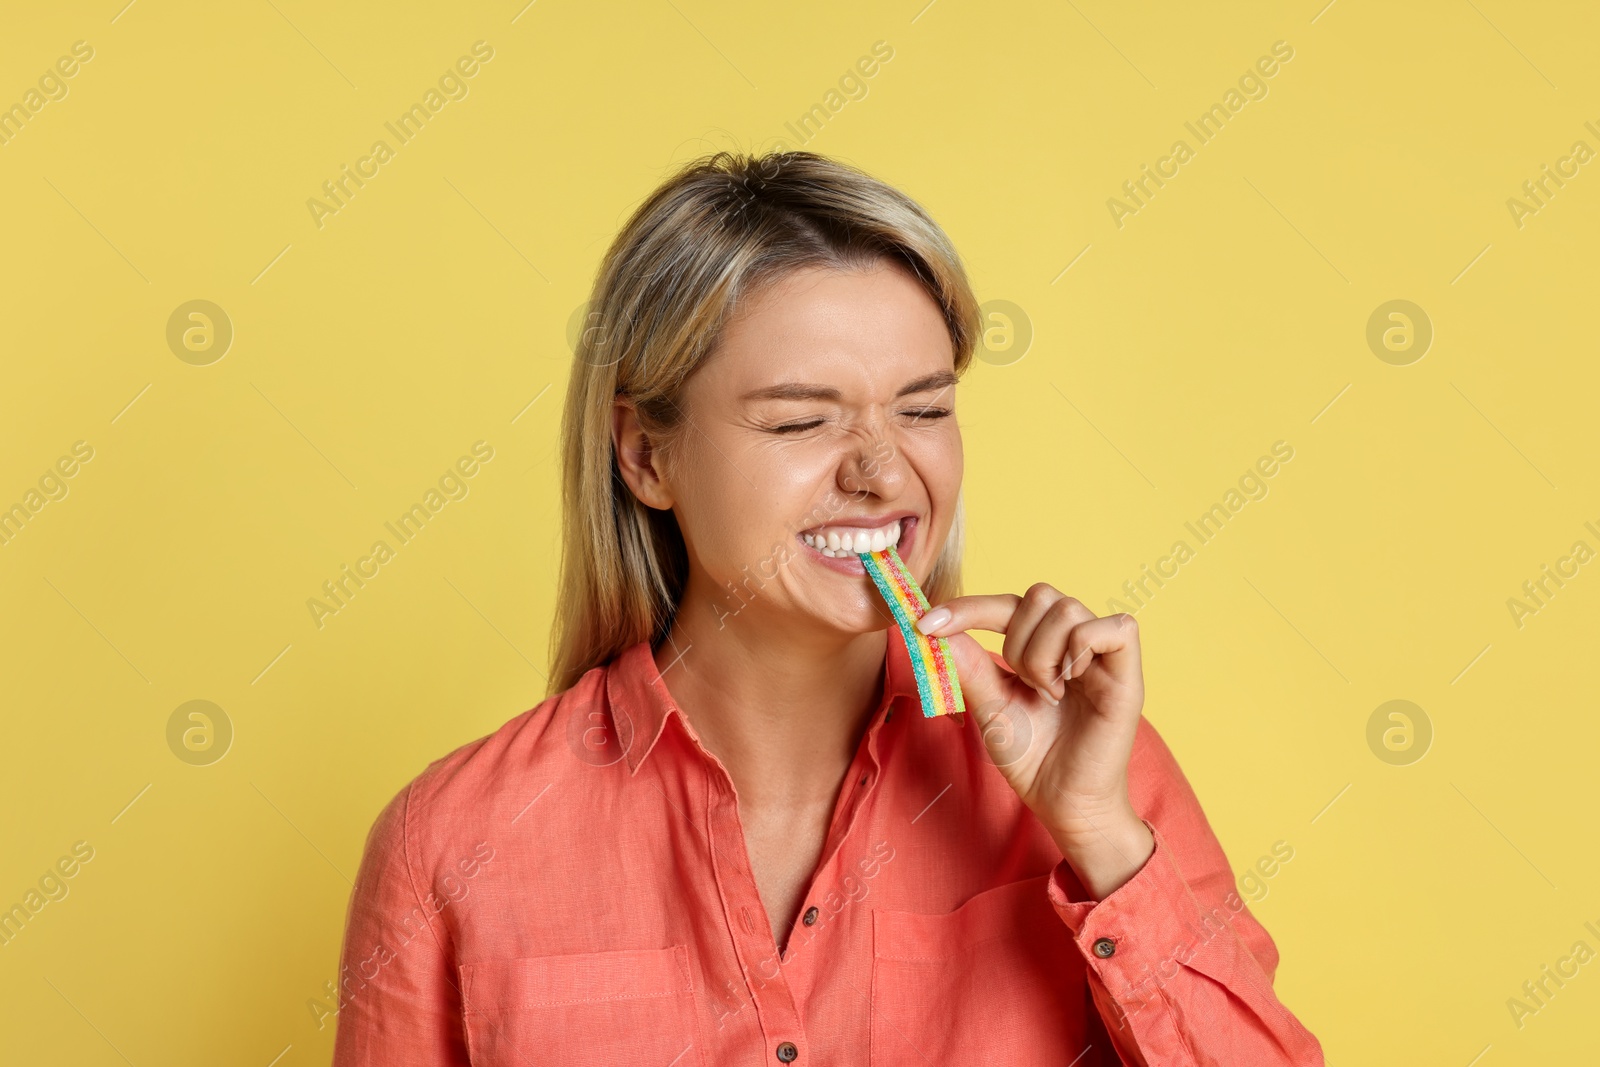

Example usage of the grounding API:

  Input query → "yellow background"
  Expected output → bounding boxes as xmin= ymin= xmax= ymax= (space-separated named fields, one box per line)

xmin=2 ymin=0 xmax=1596 ymax=1062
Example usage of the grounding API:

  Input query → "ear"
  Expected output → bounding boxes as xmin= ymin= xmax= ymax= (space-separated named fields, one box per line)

xmin=612 ymin=399 xmax=674 ymax=510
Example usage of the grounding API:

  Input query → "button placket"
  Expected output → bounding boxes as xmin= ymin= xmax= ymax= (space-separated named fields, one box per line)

xmin=808 ymin=719 xmax=886 ymax=892
xmin=782 ymin=744 xmax=883 ymax=975
xmin=705 ymin=770 xmax=806 ymax=1056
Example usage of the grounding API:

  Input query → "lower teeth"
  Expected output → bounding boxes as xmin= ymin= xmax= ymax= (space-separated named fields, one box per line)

xmin=819 ymin=544 xmax=894 ymax=557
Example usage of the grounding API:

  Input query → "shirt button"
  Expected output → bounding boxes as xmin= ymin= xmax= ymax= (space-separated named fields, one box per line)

xmin=776 ymin=1041 xmax=799 ymax=1062
xmin=1092 ymin=937 xmax=1117 ymax=958
xmin=802 ymin=906 xmax=819 ymax=925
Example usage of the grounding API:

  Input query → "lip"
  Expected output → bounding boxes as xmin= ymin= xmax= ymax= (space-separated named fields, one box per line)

xmin=797 ymin=513 xmax=918 ymax=576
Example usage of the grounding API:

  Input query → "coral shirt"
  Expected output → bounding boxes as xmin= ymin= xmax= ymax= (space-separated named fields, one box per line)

xmin=331 ymin=628 xmax=1325 ymax=1066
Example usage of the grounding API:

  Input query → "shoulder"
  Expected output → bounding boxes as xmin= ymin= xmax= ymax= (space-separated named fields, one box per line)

xmin=359 ymin=663 xmax=610 ymax=866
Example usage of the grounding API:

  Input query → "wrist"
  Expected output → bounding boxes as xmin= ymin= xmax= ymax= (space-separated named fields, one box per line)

xmin=1045 ymin=806 xmax=1155 ymax=901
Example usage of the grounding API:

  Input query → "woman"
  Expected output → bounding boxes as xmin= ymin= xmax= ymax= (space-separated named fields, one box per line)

xmin=331 ymin=151 xmax=1325 ymax=1066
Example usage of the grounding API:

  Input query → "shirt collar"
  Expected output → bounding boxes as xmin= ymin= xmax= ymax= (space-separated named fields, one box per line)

xmin=606 ymin=624 xmax=948 ymax=776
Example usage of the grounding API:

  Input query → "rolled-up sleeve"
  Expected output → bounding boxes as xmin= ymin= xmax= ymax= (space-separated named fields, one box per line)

xmin=331 ymin=782 xmax=471 ymax=1067
xmin=1045 ymin=719 xmax=1325 ymax=1066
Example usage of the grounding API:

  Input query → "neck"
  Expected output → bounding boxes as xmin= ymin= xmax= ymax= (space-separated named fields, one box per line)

xmin=654 ymin=576 xmax=888 ymax=812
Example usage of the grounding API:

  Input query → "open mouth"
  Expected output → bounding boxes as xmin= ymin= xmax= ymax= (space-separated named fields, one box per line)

xmin=797 ymin=514 xmax=917 ymax=572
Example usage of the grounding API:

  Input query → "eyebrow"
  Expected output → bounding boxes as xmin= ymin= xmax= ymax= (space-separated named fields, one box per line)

xmin=740 ymin=370 xmax=959 ymax=404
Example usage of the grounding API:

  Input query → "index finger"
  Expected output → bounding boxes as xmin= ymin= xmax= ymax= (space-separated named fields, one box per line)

xmin=915 ymin=593 xmax=1023 ymax=637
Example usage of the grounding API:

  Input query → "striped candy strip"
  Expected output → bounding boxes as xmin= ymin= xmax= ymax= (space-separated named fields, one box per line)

xmin=859 ymin=544 xmax=966 ymax=718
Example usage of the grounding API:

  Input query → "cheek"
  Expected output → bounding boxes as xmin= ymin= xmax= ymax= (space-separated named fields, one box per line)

xmin=678 ymin=483 xmax=762 ymax=567
xmin=911 ymin=425 xmax=963 ymax=505
xmin=916 ymin=429 xmax=963 ymax=561
xmin=943 ymin=433 xmax=964 ymax=495
xmin=674 ymin=450 xmax=811 ymax=577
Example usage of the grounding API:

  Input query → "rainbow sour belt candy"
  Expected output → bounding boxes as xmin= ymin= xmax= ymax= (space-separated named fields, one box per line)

xmin=859 ymin=544 xmax=966 ymax=718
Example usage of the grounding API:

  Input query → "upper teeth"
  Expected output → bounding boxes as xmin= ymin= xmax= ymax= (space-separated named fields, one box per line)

xmin=802 ymin=520 xmax=903 ymax=557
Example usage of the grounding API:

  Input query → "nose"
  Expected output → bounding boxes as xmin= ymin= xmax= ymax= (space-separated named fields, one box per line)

xmin=838 ymin=427 xmax=905 ymax=501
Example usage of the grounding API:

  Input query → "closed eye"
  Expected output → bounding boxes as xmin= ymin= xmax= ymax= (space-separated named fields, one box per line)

xmin=770 ymin=408 xmax=950 ymax=433
xmin=770 ymin=419 xmax=826 ymax=434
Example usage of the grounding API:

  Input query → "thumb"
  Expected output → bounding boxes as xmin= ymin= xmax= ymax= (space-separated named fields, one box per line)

xmin=939 ymin=630 xmax=1016 ymax=717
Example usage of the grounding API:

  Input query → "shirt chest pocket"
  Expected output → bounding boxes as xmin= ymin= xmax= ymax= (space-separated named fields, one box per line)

xmin=459 ymin=945 xmax=703 ymax=1067
xmin=869 ymin=875 xmax=1093 ymax=1067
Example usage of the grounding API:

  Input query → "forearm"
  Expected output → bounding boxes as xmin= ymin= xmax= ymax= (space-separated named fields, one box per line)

xmin=1044 ymin=821 xmax=1325 ymax=1066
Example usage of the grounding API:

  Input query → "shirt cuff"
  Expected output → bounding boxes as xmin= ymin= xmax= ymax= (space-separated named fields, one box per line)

xmin=1045 ymin=821 xmax=1238 ymax=1003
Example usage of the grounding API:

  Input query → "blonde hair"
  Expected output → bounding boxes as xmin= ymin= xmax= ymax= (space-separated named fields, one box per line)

xmin=548 ymin=150 xmax=980 ymax=696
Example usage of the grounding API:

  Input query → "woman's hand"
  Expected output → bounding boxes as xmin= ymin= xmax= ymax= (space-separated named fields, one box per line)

xmin=916 ymin=584 xmax=1155 ymax=899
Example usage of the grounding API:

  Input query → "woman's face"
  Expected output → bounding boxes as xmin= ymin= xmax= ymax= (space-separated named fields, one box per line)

xmin=643 ymin=260 xmax=964 ymax=638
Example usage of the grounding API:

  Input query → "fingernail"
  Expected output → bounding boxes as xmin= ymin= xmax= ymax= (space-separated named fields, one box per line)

xmin=916 ymin=606 xmax=951 ymax=634
xmin=1031 ymin=683 xmax=1060 ymax=707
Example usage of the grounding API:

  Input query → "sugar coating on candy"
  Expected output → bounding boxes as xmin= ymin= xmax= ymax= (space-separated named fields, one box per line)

xmin=859 ymin=544 xmax=965 ymax=718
